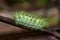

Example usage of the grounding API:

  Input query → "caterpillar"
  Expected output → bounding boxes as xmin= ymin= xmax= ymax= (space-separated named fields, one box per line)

xmin=13 ymin=11 xmax=49 ymax=31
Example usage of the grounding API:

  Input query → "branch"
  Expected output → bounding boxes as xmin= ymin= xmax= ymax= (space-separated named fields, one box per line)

xmin=0 ymin=15 xmax=60 ymax=39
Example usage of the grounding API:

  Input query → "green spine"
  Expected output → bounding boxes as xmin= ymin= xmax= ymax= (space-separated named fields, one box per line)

xmin=13 ymin=11 xmax=48 ymax=31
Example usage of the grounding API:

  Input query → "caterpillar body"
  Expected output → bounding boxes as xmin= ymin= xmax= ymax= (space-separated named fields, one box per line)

xmin=13 ymin=11 xmax=48 ymax=31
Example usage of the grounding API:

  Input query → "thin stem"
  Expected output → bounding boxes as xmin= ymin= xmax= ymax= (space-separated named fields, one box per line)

xmin=0 ymin=15 xmax=60 ymax=39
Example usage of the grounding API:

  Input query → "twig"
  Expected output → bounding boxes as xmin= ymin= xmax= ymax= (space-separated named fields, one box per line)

xmin=0 ymin=15 xmax=60 ymax=39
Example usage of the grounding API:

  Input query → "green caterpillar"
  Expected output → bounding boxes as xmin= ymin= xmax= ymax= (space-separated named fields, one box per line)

xmin=13 ymin=11 xmax=48 ymax=31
